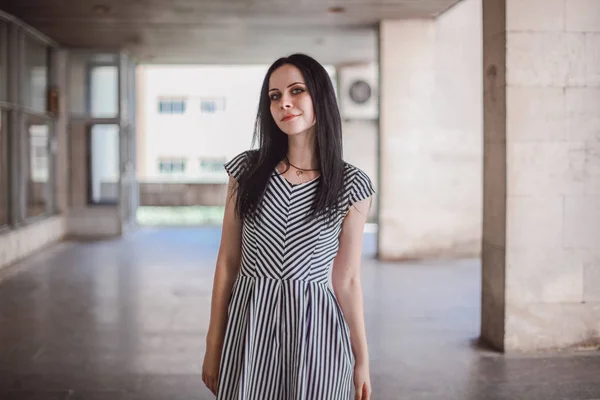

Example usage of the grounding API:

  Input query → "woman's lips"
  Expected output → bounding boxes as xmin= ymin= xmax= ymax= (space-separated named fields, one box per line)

xmin=282 ymin=115 xmax=299 ymax=122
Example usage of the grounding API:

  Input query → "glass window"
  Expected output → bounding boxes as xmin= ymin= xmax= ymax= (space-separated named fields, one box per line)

xmin=0 ymin=21 xmax=7 ymax=102
xmin=26 ymin=121 xmax=50 ymax=218
xmin=90 ymin=65 xmax=119 ymax=118
xmin=24 ymin=35 xmax=49 ymax=112
xmin=158 ymin=159 xmax=186 ymax=173
xmin=200 ymin=98 xmax=226 ymax=114
xmin=89 ymin=125 xmax=120 ymax=204
xmin=158 ymin=99 xmax=186 ymax=114
xmin=199 ymin=158 xmax=226 ymax=173
xmin=68 ymin=53 xmax=119 ymax=117
xmin=0 ymin=111 xmax=8 ymax=226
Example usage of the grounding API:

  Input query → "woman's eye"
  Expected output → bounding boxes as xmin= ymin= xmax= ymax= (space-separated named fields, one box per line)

xmin=270 ymin=93 xmax=280 ymax=101
xmin=292 ymin=87 xmax=304 ymax=94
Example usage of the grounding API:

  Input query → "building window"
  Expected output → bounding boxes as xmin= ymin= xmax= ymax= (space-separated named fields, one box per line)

xmin=200 ymin=98 xmax=226 ymax=114
xmin=89 ymin=65 xmax=119 ymax=118
xmin=158 ymin=159 xmax=186 ymax=174
xmin=0 ymin=111 xmax=8 ymax=226
xmin=88 ymin=124 xmax=120 ymax=204
xmin=26 ymin=120 xmax=51 ymax=218
xmin=199 ymin=158 xmax=226 ymax=173
xmin=158 ymin=99 xmax=186 ymax=114
xmin=0 ymin=21 xmax=7 ymax=102
xmin=68 ymin=53 xmax=119 ymax=117
xmin=24 ymin=35 xmax=49 ymax=113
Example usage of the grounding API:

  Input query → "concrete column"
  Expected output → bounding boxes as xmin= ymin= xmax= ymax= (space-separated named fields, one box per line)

xmin=379 ymin=19 xmax=436 ymax=260
xmin=379 ymin=0 xmax=483 ymax=260
xmin=51 ymin=49 xmax=69 ymax=213
xmin=136 ymin=66 xmax=147 ymax=180
xmin=482 ymin=0 xmax=600 ymax=351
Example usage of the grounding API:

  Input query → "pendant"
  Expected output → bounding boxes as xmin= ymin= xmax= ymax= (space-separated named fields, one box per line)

xmin=296 ymin=169 xmax=303 ymax=177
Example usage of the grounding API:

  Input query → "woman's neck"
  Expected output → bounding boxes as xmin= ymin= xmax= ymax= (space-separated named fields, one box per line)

xmin=287 ymin=131 xmax=318 ymax=170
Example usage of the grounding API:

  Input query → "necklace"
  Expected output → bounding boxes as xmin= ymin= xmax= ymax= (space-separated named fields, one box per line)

xmin=285 ymin=157 xmax=319 ymax=177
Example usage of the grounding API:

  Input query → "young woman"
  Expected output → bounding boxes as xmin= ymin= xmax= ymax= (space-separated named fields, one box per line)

xmin=202 ymin=53 xmax=374 ymax=400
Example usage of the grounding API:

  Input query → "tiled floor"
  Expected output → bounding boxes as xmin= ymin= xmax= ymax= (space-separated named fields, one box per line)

xmin=0 ymin=227 xmax=599 ymax=399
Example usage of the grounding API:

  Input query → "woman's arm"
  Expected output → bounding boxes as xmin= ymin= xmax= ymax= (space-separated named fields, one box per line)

xmin=203 ymin=177 xmax=243 ymax=394
xmin=207 ymin=176 xmax=243 ymax=348
xmin=331 ymin=197 xmax=372 ymax=367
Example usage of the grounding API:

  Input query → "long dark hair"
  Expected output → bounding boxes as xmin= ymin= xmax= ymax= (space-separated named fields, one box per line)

xmin=235 ymin=53 xmax=345 ymax=224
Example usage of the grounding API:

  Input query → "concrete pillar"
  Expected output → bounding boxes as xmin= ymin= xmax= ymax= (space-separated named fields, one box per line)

xmin=379 ymin=19 xmax=436 ymax=259
xmin=51 ymin=49 xmax=69 ymax=213
xmin=379 ymin=0 xmax=483 ymax=260
xmin=482 ymin=0 xmax=600 ymax=351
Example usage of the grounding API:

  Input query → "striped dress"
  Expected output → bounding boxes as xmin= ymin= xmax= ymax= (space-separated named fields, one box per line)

xmin=217 ymin=151 xmax=374 ymax=400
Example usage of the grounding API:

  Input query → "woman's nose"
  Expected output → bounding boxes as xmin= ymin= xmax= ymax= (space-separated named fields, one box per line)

xmin=280 ymin=94 xmax=292 ymax=109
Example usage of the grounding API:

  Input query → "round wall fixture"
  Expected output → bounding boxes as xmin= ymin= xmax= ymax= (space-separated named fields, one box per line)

xmin=348 ymin=80 xmax=372 ymax=104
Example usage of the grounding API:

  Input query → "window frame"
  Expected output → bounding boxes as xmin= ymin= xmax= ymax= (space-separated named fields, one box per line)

xmin=0 ymin=14 xmax=59 ymax=232
xmin=86 ymin=123 xmax=121 ymax=206
xmin=21 ymin=112 xmax=56 ymax=223
xmin=0 ymin=110 xmax=9 ymax=231
xmin=18 ymin=30 xmax=57 ymax=226
xmin=22 ymin=33 xmax=50 ymax=114
xmin=0 ymin=20 xmax=8 ymax=105
xmin=85 ymin=60 xmax=120 ymax=119
xmin=0 ymin=22 xmax=9 ymax=232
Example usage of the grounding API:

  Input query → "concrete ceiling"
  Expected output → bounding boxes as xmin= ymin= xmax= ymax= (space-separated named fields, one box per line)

xmin=2 ymin=0 xmax=462 ymax=64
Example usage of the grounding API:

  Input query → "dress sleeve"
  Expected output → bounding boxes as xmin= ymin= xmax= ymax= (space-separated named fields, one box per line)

xmin=224 ymin=151 xmax=249 ymax=181
xmin=349 ymin=167 xmax=375 ymax=207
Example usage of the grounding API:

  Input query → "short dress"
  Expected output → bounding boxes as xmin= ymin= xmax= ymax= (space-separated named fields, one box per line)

xmin=217 ymin=151 xmax=375 ymax=400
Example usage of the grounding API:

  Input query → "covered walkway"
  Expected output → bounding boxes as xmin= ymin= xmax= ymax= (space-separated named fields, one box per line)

xmin=1 ymin=0 xmax=600 ymax=398
xmin=1 ymin=228 xmax=599 ymax=399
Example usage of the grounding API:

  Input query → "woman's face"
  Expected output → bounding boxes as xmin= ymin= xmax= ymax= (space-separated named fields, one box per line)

xmin=268 ymin=64 xmax=316 ymax=137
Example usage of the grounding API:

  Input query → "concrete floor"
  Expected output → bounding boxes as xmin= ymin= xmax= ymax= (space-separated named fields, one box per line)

xmin=0 ymin=227 xmax=599 ymax=400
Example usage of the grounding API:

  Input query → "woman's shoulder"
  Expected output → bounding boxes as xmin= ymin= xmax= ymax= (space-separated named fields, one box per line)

xmin=224 ymin=149 xmax=258 ymax=180
xmin=342 ymin=162 xmax=375 ymax=205
xmin=342 ymin=162 xmax=371 ymax=182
